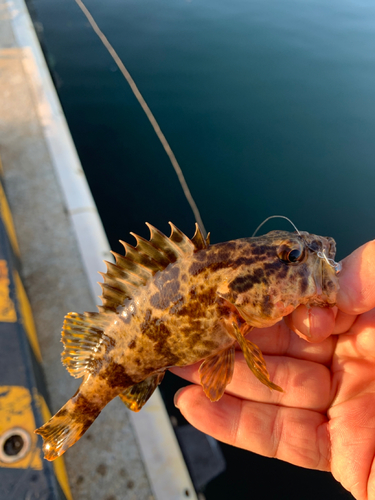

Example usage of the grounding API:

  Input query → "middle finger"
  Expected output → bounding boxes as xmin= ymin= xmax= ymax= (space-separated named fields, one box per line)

xmin=244 ymin=318 xmax=336 ymax=366
xmin=171 ymin=350 xmax=332 ymax=412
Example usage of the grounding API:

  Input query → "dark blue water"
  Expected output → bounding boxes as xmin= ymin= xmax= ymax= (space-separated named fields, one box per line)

xmin=29 ymin=0 xmax=375 ymax=497
xmin=31 ymin=0 xmax=375 ymax=257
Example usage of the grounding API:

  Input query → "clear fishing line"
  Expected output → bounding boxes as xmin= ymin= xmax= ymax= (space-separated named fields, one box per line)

xmin=253 ymin=215 xmax=342 ymax=274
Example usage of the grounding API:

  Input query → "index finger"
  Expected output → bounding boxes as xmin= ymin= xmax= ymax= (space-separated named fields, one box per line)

xmin=336 ymin=240 xmax=375 ymax=315
xmin=173 ymin=386 xmax=331 ymax=471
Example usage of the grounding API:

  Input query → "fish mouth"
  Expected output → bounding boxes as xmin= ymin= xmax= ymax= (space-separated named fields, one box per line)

xmin=310 ymin=242 xmax=341 ymax=307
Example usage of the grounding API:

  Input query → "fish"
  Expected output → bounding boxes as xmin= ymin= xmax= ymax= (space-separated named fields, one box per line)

xmin=35 ymin=222 xmax=340 ymax=460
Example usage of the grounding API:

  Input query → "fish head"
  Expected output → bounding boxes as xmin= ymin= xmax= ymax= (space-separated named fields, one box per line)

xmin=219 ymin=230 xmax=340 ymax=328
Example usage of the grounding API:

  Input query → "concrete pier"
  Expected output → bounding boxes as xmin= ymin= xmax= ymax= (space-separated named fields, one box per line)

xmin=0 ymin=0 xmax=196 ymax=498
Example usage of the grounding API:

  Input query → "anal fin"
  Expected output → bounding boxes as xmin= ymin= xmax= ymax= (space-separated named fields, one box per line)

xmin=232 ymin=322 xmax=283 ymax=392
xmin=119 ymin=372 xmax=165 ymax=412
xmin=199 ymin=346 xmax=235 ymax=402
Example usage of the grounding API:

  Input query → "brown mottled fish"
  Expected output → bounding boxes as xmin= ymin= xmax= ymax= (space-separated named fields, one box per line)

xmin=35 ymin=223 xmax=340 ymax=460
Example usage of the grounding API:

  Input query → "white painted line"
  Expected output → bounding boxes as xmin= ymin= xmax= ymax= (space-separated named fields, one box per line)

xmin=10 ymin=0 xmax=109 ymax=299
xmin=135 ymin=390 xmax=197 ymax=500
xmin=8 ymin=1 xmax=197 ymax=498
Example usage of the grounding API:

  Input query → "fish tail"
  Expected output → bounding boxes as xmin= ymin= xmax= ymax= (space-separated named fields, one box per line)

xmin=35 ymin=391 xmax=102 ymax=461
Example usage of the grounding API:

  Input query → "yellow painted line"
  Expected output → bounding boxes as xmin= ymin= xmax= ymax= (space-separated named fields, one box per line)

xmin=0 ymin=386 xmax=42 ymax=470
xmin=0 ymin=180 xmax=20 ymax=258
xmin=35 ymin=392 xmax=73 ymax=500
xmin=0 ymin=260 xmax=17 ymax=322
xmin=0 ymin=155 xmax=3 ymax=177
xmin=0 ymin=48 xmax=25 ymax=59
xmin=13 ymin=271 xmax=42 ymax=363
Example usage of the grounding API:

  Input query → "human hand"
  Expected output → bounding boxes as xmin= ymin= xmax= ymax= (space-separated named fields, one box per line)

xmin=171 ymin=240 xmax=375 ymax=500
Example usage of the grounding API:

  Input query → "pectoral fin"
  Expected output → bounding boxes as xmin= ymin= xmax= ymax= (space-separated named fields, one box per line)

xmin=61 ymin=312 xmax=114 ymax=378
xmin=199 ymin=346 xmax=235 ymax=402
xmin=232 ymin=322 xmax=283 ymax=392
xmin=119 ymin=372 xmax=165 ymax=412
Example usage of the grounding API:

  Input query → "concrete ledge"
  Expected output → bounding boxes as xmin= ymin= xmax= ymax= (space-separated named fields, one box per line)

xmin=1 ymin=0 xmax=196 ymax=498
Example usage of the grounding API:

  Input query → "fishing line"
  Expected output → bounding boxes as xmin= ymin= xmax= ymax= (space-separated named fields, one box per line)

xmin=73 ymin=0 xmax=207 ymax=237
xmin=252 ymin=215 xmax=301 ymax=237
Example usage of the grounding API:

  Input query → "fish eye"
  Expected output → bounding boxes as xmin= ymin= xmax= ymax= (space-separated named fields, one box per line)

xmin=277 ymin=242 xmax=305 ymax=264
xmin=288 ymin=249 xmax=303 ymax=262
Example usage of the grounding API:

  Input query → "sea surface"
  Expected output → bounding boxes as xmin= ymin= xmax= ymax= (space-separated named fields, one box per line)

xmin=29 ymin=0 xmax=375 ymax=497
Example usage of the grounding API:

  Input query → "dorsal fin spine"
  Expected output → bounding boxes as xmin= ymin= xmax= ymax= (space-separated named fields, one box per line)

xmin=104 ymin=261 xmax=147 ymax=286
xmin=119 ymin=242 xmax=163 ymax=273
xmin=110 ymin=251 xmax=153 ymax=280
xmin=145 ymin=223 xmax=182 ymax=260
xmin=130 ymin=233 xmax=171 ymax=267
xmin=191 ymin=223 xmax=208 ymax=250
xmin=99 ymin=272 xmax=137 ymax=295
xmin=99 ymin=282 xmax=128 ymax=302
xmin=169 ymin=222 xmax=195 ymax=253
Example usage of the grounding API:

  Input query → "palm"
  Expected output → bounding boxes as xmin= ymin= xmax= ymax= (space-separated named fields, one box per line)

xmin=328 ymin=309 xmax=375 ymax=500
xmin=172 ymin=240 xmax=375 ymax=500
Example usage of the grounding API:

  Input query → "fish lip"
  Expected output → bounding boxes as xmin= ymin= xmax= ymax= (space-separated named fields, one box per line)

xmin=313 ymin=265 xmax=323 ymax=297
xmin=311 ymin=247 xmax=339 ymax=306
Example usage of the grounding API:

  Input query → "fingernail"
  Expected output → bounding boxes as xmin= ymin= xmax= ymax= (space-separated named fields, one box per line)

xmin=306 ymin=308 xmax=313 ymax=338
xmin=174 ymin=388 xmax=184 ymax=409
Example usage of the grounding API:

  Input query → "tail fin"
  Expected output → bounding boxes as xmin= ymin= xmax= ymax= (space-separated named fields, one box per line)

xmin=35 ymin=395 xmax=101 ymax=461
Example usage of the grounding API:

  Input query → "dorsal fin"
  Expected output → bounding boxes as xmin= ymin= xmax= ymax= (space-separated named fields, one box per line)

xmin=98 ymin=223 xmax=209 ymax=312
xmin=191 ymin=223 xmax=209 ymax=250
xmin=169 ymin=223 xmax=195 ymax=253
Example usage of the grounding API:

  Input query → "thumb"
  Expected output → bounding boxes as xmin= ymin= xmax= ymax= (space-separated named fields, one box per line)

xmin=336 ymin=240 xmax=375 ymax=315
